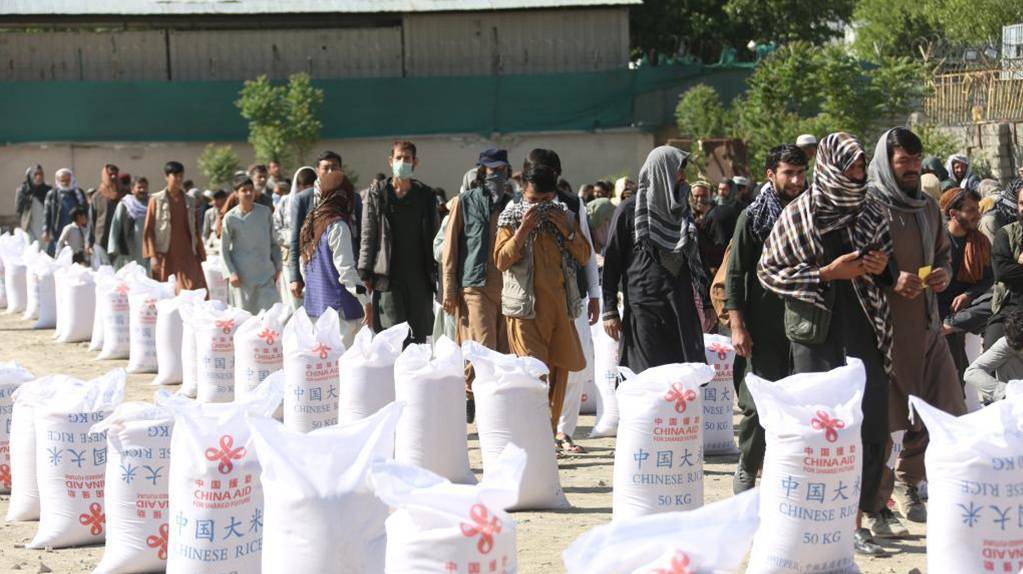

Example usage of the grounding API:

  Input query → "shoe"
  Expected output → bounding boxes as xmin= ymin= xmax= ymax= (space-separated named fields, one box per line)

xmin=894 ymin=482 xmax=927 ymax=523
xmin=466 ymin=398 xmax=475 ymax=424
xmin=853 ymin=528 xmax=889 ymax=557
xmin=865 ymin=508 xmax=910 ymax=539
xmin=732 ymin=460 xmax=756 ymax=494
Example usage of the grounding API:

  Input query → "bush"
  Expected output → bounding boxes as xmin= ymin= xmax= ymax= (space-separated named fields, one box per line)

xmin=675 ymin=85 xmax=731 ymax=141
xmin=197 ymin=144 xmax=240 ymax=188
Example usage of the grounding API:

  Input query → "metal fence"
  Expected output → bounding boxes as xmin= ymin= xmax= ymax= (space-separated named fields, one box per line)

xmin=924 ymin=69 xmax=1023 ymax=125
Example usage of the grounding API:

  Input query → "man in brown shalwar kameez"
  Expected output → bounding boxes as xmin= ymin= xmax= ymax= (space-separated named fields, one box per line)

xmin=866 ymin=128 xmax=967 ymax=533
xmin=143 ymin=161 xmax=208 ymax=293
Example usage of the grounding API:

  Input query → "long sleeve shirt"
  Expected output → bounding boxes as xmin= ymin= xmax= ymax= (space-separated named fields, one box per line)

xmin=220 ymin=204 xmax=281 ymax=286
xmin=600 ymin=197 xmax=635 ymax=320
xmin=324 ymin=220 xmax=369 ymax=306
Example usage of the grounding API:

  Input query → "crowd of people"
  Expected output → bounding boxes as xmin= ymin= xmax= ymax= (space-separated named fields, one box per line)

xmin=13 ymin=131 xmax=1023 ymax=558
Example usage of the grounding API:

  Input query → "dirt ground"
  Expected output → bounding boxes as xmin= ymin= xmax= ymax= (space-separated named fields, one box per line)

xmin=0 ymin=310 xmax=927 ymax=573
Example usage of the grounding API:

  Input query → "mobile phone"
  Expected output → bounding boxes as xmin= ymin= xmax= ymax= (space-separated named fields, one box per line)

xmin=857 ymin=242 xmax=880 ymax=258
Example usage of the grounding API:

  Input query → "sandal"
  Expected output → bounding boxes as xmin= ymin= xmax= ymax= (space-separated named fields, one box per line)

xmin=558 ymin=435 xmax=586 ymax=454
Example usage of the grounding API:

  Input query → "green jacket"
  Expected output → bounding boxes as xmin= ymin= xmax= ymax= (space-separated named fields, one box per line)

xmin=458 ymin=185 xmax=509 ymax=288
xmin=723 ymin=209 xmax=786 ymax=341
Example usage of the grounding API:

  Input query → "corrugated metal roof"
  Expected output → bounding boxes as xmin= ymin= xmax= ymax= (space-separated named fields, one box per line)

xmin=2 ymin=0 xmax=640 ymax=16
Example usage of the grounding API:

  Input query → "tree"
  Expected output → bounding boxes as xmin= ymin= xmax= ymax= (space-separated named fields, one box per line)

xmin=930 ymin=0 xmax=1023 ymax=45
xmin=724 ymin=0 xmax=856 ymax=45
xmin=235 ymin=73 xmax=324 ymax=166
xmin=850 ymin=0 xmax=944 ymax=60
xmin=733 ymin=42 xmax=929 ymax=171
xmin=675 ymin=85 xmax=731 ymax=141
xmin=197 ymin=144 xmax=241 ymax=188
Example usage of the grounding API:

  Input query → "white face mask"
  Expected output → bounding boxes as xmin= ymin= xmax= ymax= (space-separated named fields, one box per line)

xmin=392 ymin=161 xmax=413 ymax=179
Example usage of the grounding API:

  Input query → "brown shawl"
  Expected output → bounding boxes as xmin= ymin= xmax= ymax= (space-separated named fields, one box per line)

xmin=940 ymin=187 xmax=991 ymax=283
xmin=300 ymin=171 xmax=355 ymax=263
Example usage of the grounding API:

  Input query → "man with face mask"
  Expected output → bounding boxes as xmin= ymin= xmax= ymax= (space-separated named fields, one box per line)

xmin=441 ymin=149 xmax=513 ymax=413
xmin=359 ymin=140 xmax=440 ymax=344
xmin=867 ymin=127 xmax=967 ymax=533
xmin=16 ymin=165 xmax=50 ymax=242
xmin=724 ymin=144 xmax=807 ymax=494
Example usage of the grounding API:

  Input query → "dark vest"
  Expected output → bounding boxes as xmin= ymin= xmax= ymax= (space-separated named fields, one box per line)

xmin=303 ymin=230 xmax=364 ymax=321
xmin=458 ymin=185 xmax=510 ymax=288
xmin=557 ymin=190 xmax=590 ymax=300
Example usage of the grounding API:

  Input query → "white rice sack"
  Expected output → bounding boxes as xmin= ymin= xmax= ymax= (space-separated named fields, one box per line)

xmin=577 ymin=314 xmax=597 ymax=417
xmin=371 ymin=443 xmax=525 ymax=574
xmin=463 ymin=342 xmax=569 ymax=510
xmin=6 ymin=376 xmax=70 ymax=522
xmin=92 ymin=402 xmax=175 ymax=574
xmin=910 ymin=390 xmax=1023 ymax=573
xmin=394 ymin=336 xmax=475 ymax=484
xmin=157 ymin=373 xmax=283 ymax=574
xmin=188 ymin=305 xmax=252 ymax=403
xmin=612 ymin=363 xmax=715 ymax=520
xmin=234 ymin=302 xmax=290 ymax=402
xmin=564 ymin=487 xmax=759 ymax=574
xmin=97 ymin=263 xmax=146 ymax=360
xmin=589 ymin=322 xmax=620 ymax=438
xmin=202 ymin=256 xmax=229 ymax=306
xmin=153 ymin=288 xmax=207 ymax=386
xmin=28 ymin=369 xmax=126 ymax=549
xmin=53 ymin=263 xmax=96 ymax=343
xmin=282 ymin=306 xmax=344 ymax=432
xmin=745 ymin=360 xmax=866 ymax=574
xmin=178 ymin=298 xmax=228 ymax=398
xmin=338 ymin=323 xmax=408 ymax=425
xmin=23 ymin=246 xmax=61 ymax=328
xmin=1 ymin=233 xmax=29 ymax=315
xmin=702 ymin=333 xmax=739 ymax=455
xmin=127 ymin=275 xmax=176 ymax=374
xmin=249 ymin=401 xmax=402 ymax=574
xmin=89 ymin=266 xmax=115 ymax=352
xmin=0 ymin=362 xmax=34 ymax=494
xmin=0 ymin=243 xmax=7 ymax=309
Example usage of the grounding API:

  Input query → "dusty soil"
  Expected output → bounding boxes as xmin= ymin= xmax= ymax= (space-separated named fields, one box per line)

xmin=0 ymin=310 xmax=927 ymax=573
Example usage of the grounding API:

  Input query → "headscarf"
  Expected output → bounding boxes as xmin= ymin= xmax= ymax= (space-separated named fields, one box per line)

xmin=633 ymin=146 xmax=708 ymax=295
xmin=54 ymin=168 xmax=78 ymax=193
xmin=869 ymin=129 xmax=935 ymax=266
xmin=940 ymin=187 xmax=991 ymax=284
xmin=745 ymin=181 xmax=785 ymax=242
xmin=120 ymin=193 xmax=148 ymax=221
xmin=921 ymin=156 xmax=949 ymax=181
xmin=758 ymin=132 xmax=894 ymax=376
xmin=612 ymin=177 xmax=633 ymax=206
xmin=585 ymin=197 xmax=615 ymax=231
xmin=20 ymin=165 xmax=50 ymax=204
xmin=945 ymin=154 xmax=973 ymax=185
xmin=96 ymin=165 xmax=121 ymax=201
xmin=301 ymin=171 xmax=355 ymax=263
xmin=994 ymin=178 xmax=1023 ymax=227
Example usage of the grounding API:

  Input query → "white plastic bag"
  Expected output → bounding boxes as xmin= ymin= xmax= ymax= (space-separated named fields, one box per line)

xmin=6 ymin=376 xmax=69 ymax=521
xmin=910 ymin=392 xmax=1023 ymax=573
xmin=188 ymin=305 xmax=252 ymax=402
xmin=249 ymin=401 xmax=402 ymax=574
xmin=23 ymin=246 xmax=62 ymax=328
xmin=338 ymin=323 xmax=408 ymax=424
xmin=157 ymin=373 xmax=283 ymax=574
xmin=589 ymin=322 xmax=620 ymax=438
xmin=153 ymin=289 xmax=207 ymax=386
xmin=92 ymin=402 xmax=175 ymax=574
xmin=612 ymin=363 xmax=715 ymax=520
xmin=234 ymin=302 xmax=290 ymax=402
xmin=564 ymin=488 xmax=759 ymax=574
xmin=28 ymin=369 xmax=126 ymax=549
xmin=372 ymin=443 xmax=525 ymax=574
xmin=463 ymin=342 xmax=570 ymax=510
xmin=282 ymin=306 xmax=344 ymax=432
xmin=97 ymin=263 xmax=145 ymax=360
xmin=0 ymin=362 xmax=34 ymax=494
xmin=702 ymin=334 xmax=739 ymax=455
xmin=1 ymin=232 xmax=29 ymax=315
xmin=127 ymin=275 xmax=176 ymax=374
xmin=394 ymin=337 xmax=475 ymax=484
xmin=745 ymin=360 xmax=866 ymax=574
xmin=53 ymin=263 xmax=96 ymax=343
xmin=89 ymin=266 xmax=115 ymax=352
xmin=178 ymin=298 xmax=228 ymax=398
xmin=202 ymin=256 xmax=229 ymax=305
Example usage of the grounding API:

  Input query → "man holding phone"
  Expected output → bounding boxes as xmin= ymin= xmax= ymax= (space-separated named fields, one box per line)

xmin=867 ymin=128 xmax=967 ymax=531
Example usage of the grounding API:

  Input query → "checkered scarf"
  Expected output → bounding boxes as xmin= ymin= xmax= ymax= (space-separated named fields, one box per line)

xmin=757 ymin=132 xmax=894 ymax=376
xmin=746 ymin=181 xmax=784 ymax=242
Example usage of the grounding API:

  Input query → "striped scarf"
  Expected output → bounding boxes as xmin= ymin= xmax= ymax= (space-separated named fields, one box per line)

xmin=746 ymin=181 xmax=784 ymax=242
xmin=633 ymin=145 xmax=708 ymax=296
xmin=757 ymin=132 xmax=895 ymax=376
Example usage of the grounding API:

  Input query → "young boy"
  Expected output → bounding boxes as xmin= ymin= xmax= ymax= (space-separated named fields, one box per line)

xmin=964 ymin=310 xmax=1023 ymax=404
xmin=57 ymin=206 xmax=90 ymax=264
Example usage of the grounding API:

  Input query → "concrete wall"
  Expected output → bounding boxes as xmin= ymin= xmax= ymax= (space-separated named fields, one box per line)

xmin=932 ymin=121 xmax=1023 ymax=184
xmin=0 ymin=129 xmax=653 ymax=219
